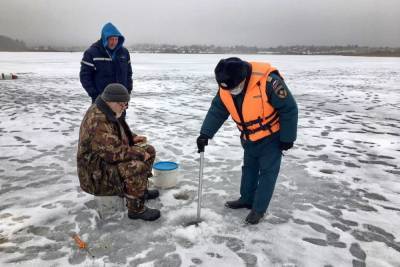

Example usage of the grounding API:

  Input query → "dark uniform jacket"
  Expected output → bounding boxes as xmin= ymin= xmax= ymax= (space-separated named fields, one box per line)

xmin=201 ymin=71 xmax=298 ymax=144
xmin=80 ymin=23 xmax=133 ymax=102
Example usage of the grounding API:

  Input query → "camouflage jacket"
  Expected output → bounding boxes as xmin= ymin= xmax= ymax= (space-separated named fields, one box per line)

xmin=77 ymin=97 xmax=145 ymax=195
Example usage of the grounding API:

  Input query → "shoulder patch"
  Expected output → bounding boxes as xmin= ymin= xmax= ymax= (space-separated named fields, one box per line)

xmin=271 ymin=79 xmax=288 ymax=99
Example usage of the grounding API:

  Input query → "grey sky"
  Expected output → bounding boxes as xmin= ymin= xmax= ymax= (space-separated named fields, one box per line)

xmin=1 ymin=0 xmax=399 ymax=47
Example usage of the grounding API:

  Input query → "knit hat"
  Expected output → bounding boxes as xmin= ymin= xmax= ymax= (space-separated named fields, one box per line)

xmin=101 ymin=83 xmax=130 ymax=102
xmin=214 ymin=57 xmax=248 ymax=89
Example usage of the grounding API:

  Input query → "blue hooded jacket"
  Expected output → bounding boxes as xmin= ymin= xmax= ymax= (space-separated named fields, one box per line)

xmin=80 ymin=22 xmax=133 ymax=101
xmin=101 ymin=22 xmax=125 ymax=59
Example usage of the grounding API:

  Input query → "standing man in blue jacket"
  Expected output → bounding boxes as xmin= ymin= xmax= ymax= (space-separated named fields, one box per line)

xmin=80 ymin=23 xmax=133 ymax=103
xmin=197 ymin=57 xmax=298 ymax=224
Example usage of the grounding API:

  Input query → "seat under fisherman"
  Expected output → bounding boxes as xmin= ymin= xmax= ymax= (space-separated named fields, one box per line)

xmin=77 ymin=83 xmax=160 ymax=221
xmin=197 ymin=57 xmax=298 ymax=224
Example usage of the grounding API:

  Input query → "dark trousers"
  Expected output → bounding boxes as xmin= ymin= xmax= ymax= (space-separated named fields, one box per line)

xmin=240 ymin=134 xmax=282 ymax=213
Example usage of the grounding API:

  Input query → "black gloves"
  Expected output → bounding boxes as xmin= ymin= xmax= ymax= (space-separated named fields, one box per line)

xmin=196 ymin=134 xmax=209 ymax=153
xmin=280 ymin=142 xmax=293 ymax=151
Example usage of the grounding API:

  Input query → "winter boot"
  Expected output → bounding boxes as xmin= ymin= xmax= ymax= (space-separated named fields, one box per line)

xmin=144 ymin=189 xmax=159 ymax=200
xmin=245 ymin=210 xmax=265 ymax=224
xmin=225 ymin=198 xmax=252 ymax=209
xmin=128 ymin=207 xmax=161 ymax=221
xmin=126 ymin=198 xmax=160 ymax=221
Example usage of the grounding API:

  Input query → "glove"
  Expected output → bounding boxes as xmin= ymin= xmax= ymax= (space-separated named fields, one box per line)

xmin=196 ymin=134 xmax=209 ymax=153
xmin=280 ymin=142 xmax=293 ymax=151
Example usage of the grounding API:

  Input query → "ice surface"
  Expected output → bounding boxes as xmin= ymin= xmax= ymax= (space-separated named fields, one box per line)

xmin=0 ymin=52 xmax=399 ymax=266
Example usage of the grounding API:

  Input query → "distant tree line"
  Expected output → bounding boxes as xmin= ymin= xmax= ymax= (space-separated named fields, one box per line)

xmin=130 ymin=44 xmax=400 ymax=57
xmin=264 ymin=45 xmax=400 ymax=57
xmin=1 ymin=34 xmax=399 ymax=56
xmin=130 ymin=44 xmax=261 ymax=54
xmin=0 ymin=35 xmax=28 ymax=51
xmin=0 ymin=35 xmax=59 ymax=52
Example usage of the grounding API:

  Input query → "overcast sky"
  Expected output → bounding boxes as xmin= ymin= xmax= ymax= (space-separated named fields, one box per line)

xmin=0 ymin=0 xmax=399 ymax=47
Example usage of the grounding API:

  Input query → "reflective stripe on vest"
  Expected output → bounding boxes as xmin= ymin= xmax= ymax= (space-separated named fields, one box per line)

xmin=219 ymin=62 xmax=281 ymax=141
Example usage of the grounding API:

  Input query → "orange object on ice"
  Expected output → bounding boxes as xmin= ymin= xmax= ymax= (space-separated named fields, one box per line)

xmin=72 ymin=234 xmax=87 ymax=249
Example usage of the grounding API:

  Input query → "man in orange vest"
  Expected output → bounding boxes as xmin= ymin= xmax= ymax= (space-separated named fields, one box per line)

xmin=197 ymin=57 xmax=298 ymax=224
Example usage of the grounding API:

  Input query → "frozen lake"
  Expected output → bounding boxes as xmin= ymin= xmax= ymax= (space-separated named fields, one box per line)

xmin=0 ymin=52 xmax=399 ymax=266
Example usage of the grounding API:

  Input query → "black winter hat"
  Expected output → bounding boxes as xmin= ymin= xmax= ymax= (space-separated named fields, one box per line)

xmin=214 ymin=57 xmax=248 ymax=89
xmin=101 ymin=83 xmax=130 ymax=102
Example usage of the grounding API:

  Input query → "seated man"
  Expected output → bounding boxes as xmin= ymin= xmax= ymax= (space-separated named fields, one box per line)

xmin=77 ymin=83 xmax=160 ymax=221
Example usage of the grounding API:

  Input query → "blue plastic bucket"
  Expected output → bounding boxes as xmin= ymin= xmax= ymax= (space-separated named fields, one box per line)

xmin=153 ymin=161 xmax=179 ymax=171
xmin=152 ymin=161 xmax=179 ymax=188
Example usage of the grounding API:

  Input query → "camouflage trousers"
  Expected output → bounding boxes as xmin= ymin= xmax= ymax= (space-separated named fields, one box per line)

xmin=119 ymin=144 xmax=155 ymax=197
xmin=93 ymin=144 xmax=156 ymax=212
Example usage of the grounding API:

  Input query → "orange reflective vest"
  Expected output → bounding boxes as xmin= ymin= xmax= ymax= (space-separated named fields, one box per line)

xmin=219 ymin=62 xmax=280 ymax=141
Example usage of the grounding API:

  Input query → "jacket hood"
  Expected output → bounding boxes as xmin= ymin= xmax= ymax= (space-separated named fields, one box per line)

xmin=101 ymin=22 xmax=125 ymax=52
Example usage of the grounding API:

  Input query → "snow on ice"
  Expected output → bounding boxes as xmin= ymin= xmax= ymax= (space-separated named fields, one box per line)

xmin=0 ymin=52 xmax=399 ymax=266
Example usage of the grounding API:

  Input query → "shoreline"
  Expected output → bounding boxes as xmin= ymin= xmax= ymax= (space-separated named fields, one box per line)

xmin=0 ymin=50 xmax=399 ymax=57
